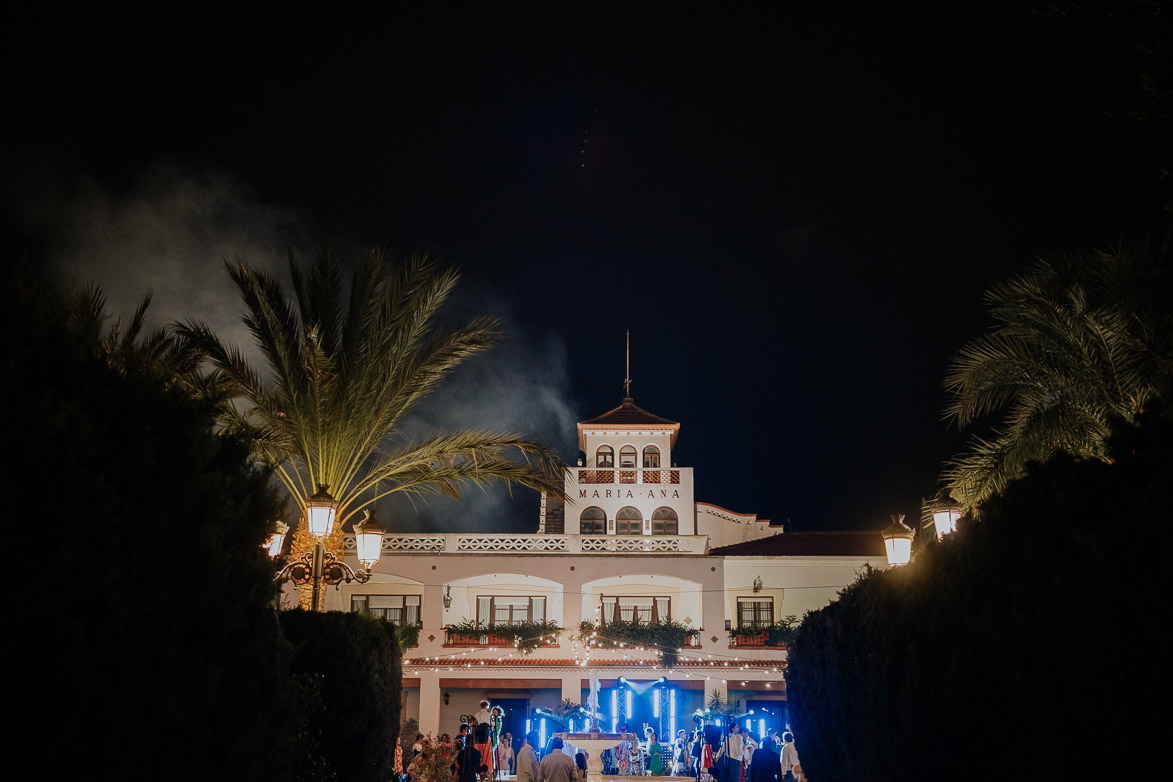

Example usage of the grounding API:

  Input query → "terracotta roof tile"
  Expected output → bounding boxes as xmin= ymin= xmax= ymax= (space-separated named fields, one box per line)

xmin=578 ymin=397 xmax=681 ymax=450
xmin=581 ymin=397 xmax=678 ymax=427
xmin=710 ymin=531 xmax=886 ymax=558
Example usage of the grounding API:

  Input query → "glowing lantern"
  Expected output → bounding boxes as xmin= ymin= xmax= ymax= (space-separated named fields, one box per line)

xmin=929 ymin=497 xmax=962 ymax=540
xmin=306 ymin=484 xmax=338 ymax=538
xmin=882 ymin=514 xmax=914 ymax=567
xmin=353 ymin=509 xmax=387 ymax=569
xmin=264 ymin=520 xmax=289 ymax=558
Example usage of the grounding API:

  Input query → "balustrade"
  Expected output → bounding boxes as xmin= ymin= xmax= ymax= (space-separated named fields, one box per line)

xmin=576 ymin=468 xmax=681 ymax=485
xmin=344 ymin=533 xmax=708 ymax=555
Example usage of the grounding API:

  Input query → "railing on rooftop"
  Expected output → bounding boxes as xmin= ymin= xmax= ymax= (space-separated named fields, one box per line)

xmin=576 ymin=468 xmax=682 ymax=484
xmin=343 ymin=533 xmax=708 ymax=555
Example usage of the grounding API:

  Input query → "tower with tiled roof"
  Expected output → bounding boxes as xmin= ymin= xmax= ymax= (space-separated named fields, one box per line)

xmin=559 ymin=393 xmax=696 ymax=535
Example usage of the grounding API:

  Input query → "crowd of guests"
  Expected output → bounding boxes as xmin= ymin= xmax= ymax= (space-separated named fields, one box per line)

xmin=599 ymin=722 xmax=802 ymax=782
xmin=397 ymin=700 xmax=528 ymax=782
xmin=395 ymin=701 xmax=802 ymax=782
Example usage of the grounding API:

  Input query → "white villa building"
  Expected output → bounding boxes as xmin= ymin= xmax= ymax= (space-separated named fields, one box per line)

xmin=325 ymin=395 xmax=886 ymax=741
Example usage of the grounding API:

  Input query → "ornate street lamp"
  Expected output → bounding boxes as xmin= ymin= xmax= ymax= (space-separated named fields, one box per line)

xmin=353 ymin=509 xmax=387 ymax=570
xmin=269 ymin=485 xmax=373 ymax=611
xmin=306 ymin=484 xmax=339 ymax=538
xmin=927 ymin=495 xmax=962 ymax=540
xmin=882 ymin=514 xmax=914 ymax=567
xmin=264 ymin=520 xmax=289 ymax=558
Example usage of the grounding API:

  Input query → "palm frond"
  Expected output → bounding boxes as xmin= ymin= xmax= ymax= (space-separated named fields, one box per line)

xmin=182 ymin=244 xmax=565 ymax=528
xmin=942 ymin=238 xmax=1172 ymax=513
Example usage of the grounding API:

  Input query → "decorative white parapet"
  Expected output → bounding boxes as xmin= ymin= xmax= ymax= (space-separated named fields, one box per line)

xmin=344 ymin=533 xmax=709 ymax=555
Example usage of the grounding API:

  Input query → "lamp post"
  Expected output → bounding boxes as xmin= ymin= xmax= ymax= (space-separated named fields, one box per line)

xmin=881 ymin=514 xmax=914 ymax=567
xmin=267 ymin=485 xmax=381 ymax=611
xmin=927 ymin=495 xmax=962 ymax=540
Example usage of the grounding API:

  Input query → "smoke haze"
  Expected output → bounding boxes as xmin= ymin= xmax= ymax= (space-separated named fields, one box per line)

xmin=7 ymin=162 xmax=579 ymax=532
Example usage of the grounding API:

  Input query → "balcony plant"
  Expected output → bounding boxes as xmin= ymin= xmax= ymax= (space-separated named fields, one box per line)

xmin=445 ymin=619 xmax=562 ymax=653
xmin=395 ymin=622 xmax=423 ymax=649
xmin=728 ymin=615 xmax=800 ymax=647
xmin=579 ymin=619 xmax=700 ymax=668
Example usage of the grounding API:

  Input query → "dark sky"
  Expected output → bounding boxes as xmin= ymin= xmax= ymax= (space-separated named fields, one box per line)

xmin=4 ymin=5 xmax=1169 ymax=533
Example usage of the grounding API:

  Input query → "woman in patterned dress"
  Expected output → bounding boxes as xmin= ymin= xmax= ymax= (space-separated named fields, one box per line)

xmin=615 ymin=725 xmax=633 ymax=776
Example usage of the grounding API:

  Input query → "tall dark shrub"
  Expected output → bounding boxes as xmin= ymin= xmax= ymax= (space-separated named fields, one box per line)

xmin=786 ymin=394 xmax=1173 ymax=781
xmin=2 ymin=263 xmax=290 ymax=780
xmin=280 ymin=609 xmax=402 ymax=781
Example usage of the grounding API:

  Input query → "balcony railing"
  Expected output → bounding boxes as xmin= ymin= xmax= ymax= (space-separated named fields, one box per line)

xmin=443 ymin=628 xmax=559 ymax=647
xmin=729 ymin=632 xmax=788 ymax=649
xmin=344 ymin=533 xmax=708 ymax=555
xmin=577 ymin=469 xmax=681 ymax=484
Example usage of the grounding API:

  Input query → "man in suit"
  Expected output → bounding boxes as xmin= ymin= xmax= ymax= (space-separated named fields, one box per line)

xmin=517 ymin=731 xmax=540 ymax=782
xmin=538 ymin=736 xmax=577 ymax=782
xmin=747 ymin=740 xmax=782 ymax=782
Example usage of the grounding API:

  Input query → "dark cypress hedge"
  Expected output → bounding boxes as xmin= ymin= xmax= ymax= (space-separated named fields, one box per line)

xmin=3 ymin=264 xmax=292 ymax=779
xmin=785 ymin=396 xmax=1173 ymax=781
xmin=280 ymin=609 xmax=402 ymax=782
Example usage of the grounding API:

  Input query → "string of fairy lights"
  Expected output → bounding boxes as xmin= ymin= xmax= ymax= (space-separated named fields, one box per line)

xmin=404 ymin=606 xmax=786 ymax=687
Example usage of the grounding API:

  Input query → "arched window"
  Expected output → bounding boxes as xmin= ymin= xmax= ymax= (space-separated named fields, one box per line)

xmin=651 ymin=507 xmax=678 ymax=535
xmin=596 ymin=445 xmax=614 ymax=468
xmin=643 ymin=446 xmax=661 ymax=468
xmin=619 ymin=445 xmax=637 ymax=468
xmin=580 ymin=506 xmax=606 ymax=535
xmin=615 ymin=506 xmax=642 ymax=535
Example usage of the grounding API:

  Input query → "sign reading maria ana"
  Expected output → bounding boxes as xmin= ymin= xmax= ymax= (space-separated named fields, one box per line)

xmin=579 ymin=489 xmax=681 ymax=499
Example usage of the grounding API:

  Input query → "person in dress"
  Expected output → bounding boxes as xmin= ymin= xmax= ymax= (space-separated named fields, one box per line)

xmin=436 ymin=734 xmax=455 ymax=782
xmin=615 ymin=725 xmax=633 ymax=776
xmin=701 ymin=725 xmax=722 ymax=781
xmin=395 ymin=736 xmax=404 ymax=778
xmin=474 ymin=721 xmax=495 ymax=781
xmin=498 ymin=733 xmax=515 ymax=779
xmin=574 ymin=751 xmax=589 ymax=782
xmin=645 ymin=728 xmax=665 ymax=776
xmin=627 ymin=728 xmax=645 ymax=777
xmin=672 ymin=730 xmax=689 ymax=777
xmin=410 ymin=750 xmax=433 ymax=782
xmin=490 ymin=707 xmax=505 ymax=777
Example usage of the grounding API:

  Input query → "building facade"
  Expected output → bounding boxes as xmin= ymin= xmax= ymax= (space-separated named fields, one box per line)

xmin=313 ymin=396 xmax=886 ymax=741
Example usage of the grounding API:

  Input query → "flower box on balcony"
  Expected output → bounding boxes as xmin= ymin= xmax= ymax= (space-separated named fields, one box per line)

xmin=728 ymin=632 xmax=787 ymax=649
xmin=443 ymin=621 xmax=562 ymax=653
xmin=728 ymin=616 xmax=799 ymax=648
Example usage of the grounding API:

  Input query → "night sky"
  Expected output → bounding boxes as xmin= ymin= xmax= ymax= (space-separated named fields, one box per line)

xmin=4 ymin=5 xmax=1169 ymax=533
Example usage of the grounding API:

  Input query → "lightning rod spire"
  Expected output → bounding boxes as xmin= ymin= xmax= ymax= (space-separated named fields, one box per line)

xmin=624 ymin=329 xmax=632 ymax=398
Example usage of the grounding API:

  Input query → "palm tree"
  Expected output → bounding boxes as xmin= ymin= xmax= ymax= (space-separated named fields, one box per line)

xmin=178 ymin=243 xmax=566 ymax=530
xmin=942 ymin=236 xmax=1172 ymax=513
xmin=66 ymin=286 xmax=197 ymax=382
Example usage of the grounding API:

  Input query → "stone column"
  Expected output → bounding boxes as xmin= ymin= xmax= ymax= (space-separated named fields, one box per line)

xmin=420 ymin=669 xmax=442 ymax=736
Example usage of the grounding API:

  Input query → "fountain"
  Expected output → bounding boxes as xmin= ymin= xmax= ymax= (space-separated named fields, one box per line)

xmin=555 ymin=731 xmax=637 ymax=782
